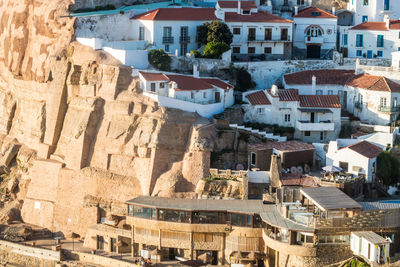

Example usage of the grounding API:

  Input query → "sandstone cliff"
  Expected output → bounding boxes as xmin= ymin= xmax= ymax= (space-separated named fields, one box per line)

xmin=0 ymin=0 xmax=212 ymax=236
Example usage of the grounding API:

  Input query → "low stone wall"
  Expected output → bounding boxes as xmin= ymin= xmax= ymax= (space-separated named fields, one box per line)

xmin=77 ymin=251 xmax=137 ymax=267
xmin=0 ymin=239 xmax=61 ymax=266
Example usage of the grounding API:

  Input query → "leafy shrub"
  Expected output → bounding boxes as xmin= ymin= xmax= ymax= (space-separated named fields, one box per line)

xmin=377 ymin=151 xmax=400 ymax=186
xmin=148 ymin=49 xmax=171 ymax=71
xmin=190 ymin=50 xmax=201 ymax=58
xmin=203 ymin=41 xmax=230 ymax=59
xmin=235 ymin=67 xmax=256 ymax=92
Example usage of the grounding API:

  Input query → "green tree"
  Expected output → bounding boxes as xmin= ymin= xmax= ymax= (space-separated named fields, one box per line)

xmin=377 ymin=151 xmax=400 ymax=186
xmin=148 ymin=49 xmax=171 ymax=71
xmin=196 ymin=23 xmax=209 ymax=46
xmin=206 ymin=20 xmax=233 ymax=45
xmin=234 ymin=67 xmax=256 ymax=92
xmin=203 ymin=41 xmax=230 ymax=59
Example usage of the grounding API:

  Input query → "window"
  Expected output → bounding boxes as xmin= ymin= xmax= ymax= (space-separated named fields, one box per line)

xmin=257 ymin=108 xmax=265 ymax=114
xmin=377 ymin=51 xmax=383 ymax=57
xmin=158 ymin=209 xmax=190 ymax=223
xmin=250 ymin=152 xmax=256 ymax=166
xmin=265 ymin=28 xmax=272 ymax=40
xmin=281 ymin=28 xmax=288 ymax=41
xmin=150 ymin=83 xmax=156 ymax=92
xmin=305 ymin=131 xmax=311 ymax=136
xmin=297 ymin=0 xmax=304 ymax=4
xmin=328 ymin=90 xmax=333 ymax=95
xmin=311 ymin=11 xmax=321 ymax=16
xmin=362 ymin=16 xmax=368 ymax=22
xmin=384 ymin=0 xmax=390 ymax=10
xmin=233 ymin=27 xmax=241 ymax=35
xmin=242 ymin=10 xmax=250 ymax=14
xmin=339 ymin=161 xmax=349 ymax=172
xmin=284 ymin=114 xmax=290 ymax=122
xmin=380 ymin=97 xmax=387 ymax=107
xmin=393 ymin=97 xmax=398 ymax=107
xmin=233 ymin=47 xmax=241 ymax=54
xmin=191 ymin=92 xmax=195 ymax=99
xmin=377 ymin=35 xmax=384 ymax=48
xmin=248 ymin=47 xmax=255 ymax=54
xmin=298 ymin=233 xmax=314 ymax=244
xmin=128 ymin=205 xmax=134 ymax=216
xmin=343 ymin=34 xmax=348 ymax=45
xmin=356 ymin=50 xmax=362 ymax=57
xmin=363 ymin=0 xmax=368 ymax=5
xmin=306 ymin=26 xmax=322 ymax=37
xmin=372 ymin=162 xmax=376 ymax=174
xmin=180 ymin=43 xmax=188 ymax=56
xmin=163 ymin=27 xmax=172 ymax=37
xmin=203 ymin=92 xmax=207 ymax=98
xmin=248 ymin=28 xmax=256 ymax=41
xmin=264 ymin=47 xmax=272 ymax=54
xmin=160 ymin=83 xmax=165 ymax=88
xmin=231 ymin=213 xmax=252 ymax=227
xmin=139 ymin=27 xmax=145 ymax=40
xmin=320 ymin=131 xmax=324 ymax=141
xmin=164 ymin=45 xmax=169 ymax=52
xmin=356 ymin=34 xmax=363 ymax=47
xmin=316 ymin=90 xmax=323 ymax=95
xmin=133 ymin=206 xmax=151 ymax=219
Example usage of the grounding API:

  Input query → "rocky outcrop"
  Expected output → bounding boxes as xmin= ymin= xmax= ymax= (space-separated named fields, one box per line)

xmin=0 ymin=0 xmax=212 ymax=236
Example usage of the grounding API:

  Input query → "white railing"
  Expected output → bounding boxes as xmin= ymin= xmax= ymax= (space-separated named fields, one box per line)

xmin=229 ymin=124 xmax=287 ymax=142
xmin=296 ymin=121 xmax=335 ymax=131
xmin=305 ymin=36 xmax=324 ymax=44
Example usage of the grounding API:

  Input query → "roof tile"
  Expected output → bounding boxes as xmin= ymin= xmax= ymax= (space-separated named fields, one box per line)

xmin=294 ymin=6 xmax=337 ymax=19
xmin=217 ymin=1 xmax=257 ymax=9
xmin=350 ymin=21 xmax=388 ymax=31
xmin=245 ymin=90 xmax=271 ymax=105
xmin=342 ymin=140 xmax=383 ymax=159
xmin=131 ymin=8 xmax=217 ymax=21
xmin=225 ymin=11 xmax=293 ymax=23
xmin=299 ymin=95 xmax=341 ymax=108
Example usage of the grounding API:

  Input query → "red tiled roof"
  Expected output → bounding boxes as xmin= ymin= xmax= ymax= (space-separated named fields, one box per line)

xmin=347 ymin=74 xmax=400 ymax=93
xmin=294 ymin=6 xmax=336 ymax=19
xmin=250 ymin=140 xmax=315 ymax=152
xmin=390 ymin=20 xmax=400 ymax=30
xmin=201 ymin=78 xmax=233 ymax=90
xmin=267 ymin=89 xmax=300 ymax=101
xmin=225 ymin=11 xmax=293 ymax=23
xmin=131 ymin=8 xmax=217 ymax=21
xmin=342 ymin=141 xmax=383 ymax=159
xmin=299 ymin=95 xmax=341 ymax=108
xmin=217 ymin=1 xmax=257 ymax=9
xmin=281 ymin=174 xmax=319 ymax=187
xmin=284 ymin=69 xmax=355 ymax=85
xmin=350 ymin=21 xmax=388 ymax=31
xmin=139 ymin=71 xmax=169 ymax=81
xmin=245 ymin=90 xmax=271 ymax=105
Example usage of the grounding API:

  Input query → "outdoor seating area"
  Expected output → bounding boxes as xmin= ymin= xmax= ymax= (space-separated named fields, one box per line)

xmin=320 ymin=165 xmax=361 ymax=183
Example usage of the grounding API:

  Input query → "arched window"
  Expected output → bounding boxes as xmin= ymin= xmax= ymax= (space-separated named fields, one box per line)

xmin=306 ymin=26 xmax=322 ymax=37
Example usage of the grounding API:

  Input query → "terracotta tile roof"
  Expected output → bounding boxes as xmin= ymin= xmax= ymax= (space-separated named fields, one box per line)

xmin=200 ymin=78 xmax=233 ymax=90
xmin=350 ymin=21 xmax=388 ymax=31
xmin=250 ymin=140 xmax=315 ymax=152
xmin=267 ymin=89 xmax=299 ymax=101
xmin=390 ymin=20 xmax=400 ymax=30
xmin=342 ymin=141 xmax=383 ymax=159
xmin=225 ymin=11 xmax=293 ymax=23
xmin=347 ymin=74 xmax=400 ymax=93
xmin=299 ymin=95 xmax=341 ymax=108
xmin=139 ymin=71 xmax=169 ymax=81
xmin=217 ymin=1 xmax=257 ymax=9
xmin=281 ymin=174 xmax=319 ymax=187
xmin=131 ymin=8 xmax=217 ymax=21
xmin=284 ymin=69 xmax=355 ymax=86
xmin=294 ymin=6 xmax=336 ymax=19
xmin=245 ymin=90 xmax=271 ymax=105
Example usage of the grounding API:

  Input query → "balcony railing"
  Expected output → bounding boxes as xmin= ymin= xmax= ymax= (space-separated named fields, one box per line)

xmin=247 ymin=35 xmax=291 ymax=42
xmin=354 ymin=101 xmax=363 ymax=110
xmin=296 ymin=120 xmax=335 ymax=131
xmin=305 ymin=36 xmax=324 ymax=44
xmin=162 ymin=36 xmax=174 ymax=44
xmin=378 ymin=105 xmax=400 ymax=113
xmin=179 ymin=36 xmax=190 ymax=43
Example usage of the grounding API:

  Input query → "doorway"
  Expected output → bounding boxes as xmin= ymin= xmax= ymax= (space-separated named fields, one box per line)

xmin=111 ymin=238 xmax=116 ymax=252
xmin=211 ymin=251 xmax=218 ymax=265
xmin=307 ymin=45 xmax=320 ymax=58
xmin=215 ymin=92 xmax=221 ymax=103
xmin=343 ymin=91 xmax=347 ymax=110
xmin=310 ymin=112 xmax=315 ymax=123
xmin=97 ymin=235 xmax=104 ymax=250
xmin=367 ymin=50 xmax=373 ymax=58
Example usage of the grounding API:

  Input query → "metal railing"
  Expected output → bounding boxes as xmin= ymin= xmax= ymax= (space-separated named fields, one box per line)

xmin=162 ymin=36 xmax=174 ymax=44
xmin=247 ymin=35 xmax=290 ymax=42
xmin=354 ymin=101 xmax=363 ymax=110
xmin=378 ymin=105 xmax=400 ymax=112
xmin=179 ymin=36 xmax=190 ymax=43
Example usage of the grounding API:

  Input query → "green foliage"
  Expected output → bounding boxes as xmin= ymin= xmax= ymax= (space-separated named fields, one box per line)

xmin=234 ymin=67 xmax=256 ymax=92
xmin=190 ymin=50 xmax=201 ymax=58
xmin=148 ymin=49 xmax=171 ymax=71
xmin=377 ymin=151 xmax=400 ymax=186
xmin=203 ymin=41 xmax=230 ymax=59
xmin=74 ymin=5 xmax=116 ymax=13
xmin=343 ymin=258 xmax=369 ymax=267
xmin=339 ymin=124 xmax=352 ymax=138
xmin=196 ymin=24 xmax=209 ymax=45
xmin=206 ymin=21 xmax=233 ymax=45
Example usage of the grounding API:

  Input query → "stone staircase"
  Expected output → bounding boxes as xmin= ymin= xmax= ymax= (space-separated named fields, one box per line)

xmin=229 ymin=124 xmax=287 ymax=142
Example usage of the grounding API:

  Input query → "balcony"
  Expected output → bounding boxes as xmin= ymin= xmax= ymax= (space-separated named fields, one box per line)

xmin=354 ymin=101 xmax=363 ymax=110
xmin=247 ymin=35 xmax=291 ymax=42
xmin=378 ymin=105 xmax=400 ymax=113
xmin=162 ymin=36 xmax=174 ymax=44
xmin=296 ymin=120 xmax=335 ymax=131
xmin=179 ymin=36 xmax=190 ymax=43
xmin=305 ymin=36 xmax=324 ymax=44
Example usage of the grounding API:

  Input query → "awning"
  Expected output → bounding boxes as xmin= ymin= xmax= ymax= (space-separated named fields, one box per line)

xmin=297 ymin=108 xmax=332 ymax=113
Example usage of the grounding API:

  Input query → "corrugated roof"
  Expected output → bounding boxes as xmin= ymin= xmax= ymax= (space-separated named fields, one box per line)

xmin=352 ymin=231 xmax=390 ymax=244
xmin=245 ymin=90 xmax=271 ymax=105
xmin=301 ymin=187 xmax=362 ymax=211
xmin=217 ymin=0 xmax=257 ymax=9
xmin=225 ymin=11 xmax=293 ymax=23
xmin=249 ymin=140 xmax=315 ymax=152
xmin=299 ymin=95 xmax=341 ymax=108
xmin=131 ymin=8 xmax=217 ymax=21
xmin=342 ymin=140 xmax=383 ymax=159
xmin=280 ymin=174 xmax=319 ymax=187
xmin=360 ymin=201 xmax=400 ymax=210
xmin=294 ymin=6 xmax=337 ymax=19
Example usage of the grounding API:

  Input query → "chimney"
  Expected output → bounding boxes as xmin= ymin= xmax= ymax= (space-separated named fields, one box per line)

xmin=332 ymin=6 xmax=336 ymax=15
xmin=193 ymin=64 xmax=199 ymax=78
xmin=384 ymin=14 xmax=390 ymax=29
xmin=270 ymin=154 xmax=282 ymax=189
xmin=312 ymin=75 xmax=316 ymax=93
xmin=237 ymin=0 xmax=241 ymax=14
xmin=271 ymin=84 xmax=279 ymax=96
xmin=294 ymin=6 xmax=298 ymax=16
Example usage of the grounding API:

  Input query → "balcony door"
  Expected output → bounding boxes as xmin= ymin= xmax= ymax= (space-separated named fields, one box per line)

xmin=248 ymin=28 xmax=256 ymax=41
xmin=310 ymin=112 xmax=315 ymax=123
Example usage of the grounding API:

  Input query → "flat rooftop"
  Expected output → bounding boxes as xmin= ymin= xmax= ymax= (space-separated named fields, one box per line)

xmin=352 ymin=231 xmax=390 ymax=244
xmin=249 ymin=140 xmax=315 ymax=152
xmin=126 ymin=196 xmax=269 ymax=214
xmin=300 ymin=187 xmax=362 ymax=211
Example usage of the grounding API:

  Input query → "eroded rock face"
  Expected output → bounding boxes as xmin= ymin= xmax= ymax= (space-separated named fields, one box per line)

xmin=0 ymin=0 xmax=212 ymax=236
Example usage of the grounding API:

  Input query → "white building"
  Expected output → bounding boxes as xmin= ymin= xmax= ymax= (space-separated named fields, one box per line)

xmin=347 ymin=18 xmax=400 ymax=59
xmin=216 ymin=1 xmax=294 ymax=60
xmin=293 ymin=6 xmax=337 ymax=59
xmin=350 ymin=231 xmax=391 ymax=264
xmin=242 ymin=86 xmax=341 ymax=143
xmin=131 ymin=8 xmax=216 ymax=56
xmin=347 ymin=0 xmax=400 ymax=25
xmin=138 ymin=71 xmax=234 ymax=118
xmin=326 ymin=140 xmax=382 ymax=183
xmin=283 ymin=69 xmax=400 ymax=125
